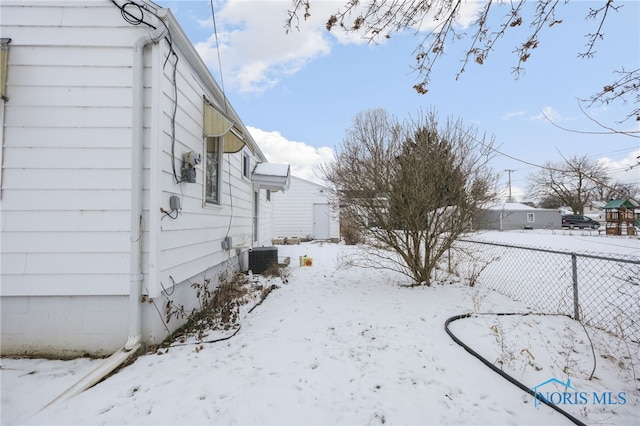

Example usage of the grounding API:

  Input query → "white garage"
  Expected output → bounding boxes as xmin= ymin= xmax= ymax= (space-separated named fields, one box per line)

xmin=272 ymin=176 xmax=340 ymax=241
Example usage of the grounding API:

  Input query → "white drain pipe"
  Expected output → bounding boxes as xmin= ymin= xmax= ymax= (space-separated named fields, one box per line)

xmin=126 ymin=22 xmax=168 ymax=350
xmin=41 ymin=16 xmax=169 ymax=411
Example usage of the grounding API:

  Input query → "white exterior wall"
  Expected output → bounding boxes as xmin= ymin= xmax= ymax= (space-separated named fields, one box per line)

xmin=150 ymin=35 xmax=260 ymax=299
xmin=272 ymin=176 xmax=339 ymax=240
xmin=1 ymin=4 xmax=137 ymax=298
xmin=0 ymin=1 xmax=274 ymax=356
xmin=257 ymin=188 xmax=275 ymax=246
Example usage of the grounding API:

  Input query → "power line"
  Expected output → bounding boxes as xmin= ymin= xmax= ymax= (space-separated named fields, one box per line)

xmin=210 ymin=0 xmax=228 ymax=113
xmin=461 ymin=128 xmax=639 ymax=204
xmin=589 ymin=146 xmax=640 ymax=158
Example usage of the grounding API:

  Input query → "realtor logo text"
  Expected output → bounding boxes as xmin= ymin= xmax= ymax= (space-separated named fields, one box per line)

xmin=531 ymin=378 xmax=627 ymax=407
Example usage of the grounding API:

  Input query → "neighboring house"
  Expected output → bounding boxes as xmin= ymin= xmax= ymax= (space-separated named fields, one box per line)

xmin=475 ymin=202 xmax=562 ymax=231
xmin=0 ymin=1 xmax=289 ymax=357
xmin=583 ymin=200 xmax=606 ymax=220
xmin=272 ymin=176 xmax=340 ymax=241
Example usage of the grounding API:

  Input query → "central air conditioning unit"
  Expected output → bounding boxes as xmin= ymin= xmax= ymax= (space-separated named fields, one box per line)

xmin=248 ymin=246 xmax=278 ymax=274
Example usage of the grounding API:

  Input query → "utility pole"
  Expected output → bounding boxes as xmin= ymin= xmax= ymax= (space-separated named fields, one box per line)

xmin=505 ymin=169 xmax=515 ymax=202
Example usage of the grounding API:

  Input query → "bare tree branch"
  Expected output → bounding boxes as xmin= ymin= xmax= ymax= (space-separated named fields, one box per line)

xmin=541 ymin=103 xmax=640 ymax=138
xmin=284 ymin=0 xmax=311 ymax=33
xmin=285 ymin=0 xmax=638 ymax=121
xmin=581 ymin=67 xmax=640 ymax=123
xmin=580 ymin=0 xmax=619 ymax=59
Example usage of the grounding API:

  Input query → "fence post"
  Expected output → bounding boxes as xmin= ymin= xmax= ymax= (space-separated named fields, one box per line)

xmin=571 ymin=253 xmax=580 ymax=321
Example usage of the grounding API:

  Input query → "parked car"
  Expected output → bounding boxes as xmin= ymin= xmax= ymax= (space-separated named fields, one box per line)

xmin=561 ymin=214 xmax=600 ymax=229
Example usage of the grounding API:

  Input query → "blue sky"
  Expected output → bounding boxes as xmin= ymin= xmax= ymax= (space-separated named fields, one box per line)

xmin=157 ymin=0 xmax=639 ymax=200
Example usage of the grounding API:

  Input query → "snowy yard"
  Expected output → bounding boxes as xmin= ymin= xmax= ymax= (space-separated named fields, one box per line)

xmin=2 ymin=230 xmax=639 ymax=425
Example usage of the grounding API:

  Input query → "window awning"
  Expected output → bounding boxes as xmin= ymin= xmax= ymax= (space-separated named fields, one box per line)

xmin=1 ymin=38 xmax=11 ymax=101
xmin=204 ymin=102 xmax=246 ymax=153
xmin=252 ymin=162 xmax=291 ymax=191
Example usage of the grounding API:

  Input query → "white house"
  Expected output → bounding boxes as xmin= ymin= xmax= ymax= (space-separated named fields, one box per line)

xmin=0 ymin=0 xmax=289 ymax=357
xmin=272 ymin=176 xmax=340 ymax=241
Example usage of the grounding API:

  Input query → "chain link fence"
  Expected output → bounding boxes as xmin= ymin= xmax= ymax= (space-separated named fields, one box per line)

xmin=448 ymin=239 xmax=640 ymax=343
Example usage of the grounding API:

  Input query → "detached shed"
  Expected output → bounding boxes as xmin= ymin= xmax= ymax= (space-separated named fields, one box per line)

xmin=272 ymin=176 xmax=340 ymax=241
xmin=475 ymin=202 xmax=562 ymax=231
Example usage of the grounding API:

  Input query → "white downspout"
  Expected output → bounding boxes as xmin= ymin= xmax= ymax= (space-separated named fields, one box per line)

xmin=39 ymin=17 xmax=171 ymax=410
xmin=126 ymin=23 xmax=168 ymax=351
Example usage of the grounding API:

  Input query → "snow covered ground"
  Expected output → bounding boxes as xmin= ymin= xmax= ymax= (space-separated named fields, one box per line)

xmin=2 ymin=230 xmax=639 ymax=425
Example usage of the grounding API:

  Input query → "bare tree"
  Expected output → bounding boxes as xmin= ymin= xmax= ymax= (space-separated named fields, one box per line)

xmin=526 ymin=155 xmax=610 ymax=214
xmin=597 ymin=181 xmax=640 ymax=202
xmin=321 ymin=109 xmax=498 ymax=285
xmin=286 ymin=0 xmax=638 ymax=121
xmin=537 ymin=194 xmax=564 ymax=209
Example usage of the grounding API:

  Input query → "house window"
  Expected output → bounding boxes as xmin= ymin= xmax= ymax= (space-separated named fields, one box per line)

xmin=266 ymin=190 xmax=271 ymax=202
xmin=206 ymin=137 xmax=222 ymax=204
xmin=242 ymin=152 xmax=251 ymax=179
xmin=527 ymin=213 xmax=535 ymax=223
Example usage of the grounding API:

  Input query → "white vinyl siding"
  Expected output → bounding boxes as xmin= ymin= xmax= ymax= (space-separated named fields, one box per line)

xmin=0 ymin=3 xmax=137 ymax=297
xmin=0 ymin=3 xmax=267 ymax=298
xmin=152 ymin=37 xmax=265 ymax=298
xmin=0 ymin=1 xmax=277 ymax=355
xmin=272 ymin=176 xmax=340 ymax=240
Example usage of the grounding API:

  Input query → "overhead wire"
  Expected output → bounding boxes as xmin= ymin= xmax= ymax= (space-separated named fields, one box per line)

xmin=111 ymin=0 xmax=182 ymax=185
xmin=210 ymin=0 xmax=228 ymax=114
xmin=463 ymin=128 xmax=639 ymax=203
xmin=116 ymin=0 xmax=242 ymax=247
xmin=208 ymin=0 xmax=240 ymax=260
